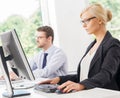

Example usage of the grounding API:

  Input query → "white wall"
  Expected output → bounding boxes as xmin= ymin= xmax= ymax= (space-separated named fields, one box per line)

xmin=40 ymin=0 xmax=92 ymax=72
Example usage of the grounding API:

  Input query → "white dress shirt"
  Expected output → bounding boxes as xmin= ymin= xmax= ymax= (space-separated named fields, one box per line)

xmin=29 ymin=45 xmax=68 ymax=79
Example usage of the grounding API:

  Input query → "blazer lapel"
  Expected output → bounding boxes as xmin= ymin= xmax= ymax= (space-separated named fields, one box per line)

xmin=89 ymin=45 xmax=103 ymax=71
xmin=89 ymin=31 xmax=111 ymax=71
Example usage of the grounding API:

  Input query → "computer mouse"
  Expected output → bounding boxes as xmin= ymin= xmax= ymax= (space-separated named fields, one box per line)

xmin=55 ymin=89 xmax=64 ymax=94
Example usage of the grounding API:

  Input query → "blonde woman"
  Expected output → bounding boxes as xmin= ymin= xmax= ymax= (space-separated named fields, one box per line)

xmin=39 ymin=3 xmax=120 ymax=93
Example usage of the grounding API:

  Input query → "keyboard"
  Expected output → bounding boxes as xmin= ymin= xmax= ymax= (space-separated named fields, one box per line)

xmin=12 ymin=80 xmax=36 ymax=89
xmin=0 ymin=79 xmax=5 ymax=85
xmin=0 ymin=78 xmax=24 ymax=84
xmin=1 ymin=78 xmax=49 ymax=89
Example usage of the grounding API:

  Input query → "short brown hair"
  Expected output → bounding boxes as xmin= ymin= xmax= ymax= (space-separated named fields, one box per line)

xmin=37 ymin=26 xmax=54 ymax=42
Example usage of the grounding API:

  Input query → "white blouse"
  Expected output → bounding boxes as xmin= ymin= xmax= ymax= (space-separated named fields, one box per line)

xmin=80 ymin=51 xmax=96 ymax=82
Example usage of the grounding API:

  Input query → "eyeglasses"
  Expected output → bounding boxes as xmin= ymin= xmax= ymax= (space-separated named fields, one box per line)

xmin=81 ymin=17 xmax=96 ymax=25
xmin=36 ymin=36 xmax=46 ymax=39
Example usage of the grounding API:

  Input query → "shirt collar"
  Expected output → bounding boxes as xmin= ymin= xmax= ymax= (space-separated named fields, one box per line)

xmin=41 ymin=45 xmax=55 ymax=54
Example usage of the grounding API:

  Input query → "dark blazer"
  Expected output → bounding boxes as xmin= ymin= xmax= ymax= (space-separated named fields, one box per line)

xmin=59 ymin=31 xmax=120 ymax=90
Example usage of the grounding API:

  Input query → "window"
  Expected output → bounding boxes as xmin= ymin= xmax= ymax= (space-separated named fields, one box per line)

xmin=0 ymin=0 xmax=42 ymax=57
xmin=90 ymin=0 xmax=120 ymax=40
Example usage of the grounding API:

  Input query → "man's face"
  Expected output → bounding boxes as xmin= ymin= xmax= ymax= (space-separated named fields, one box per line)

xmin=36 ymin=31 xmax=49 ymax=48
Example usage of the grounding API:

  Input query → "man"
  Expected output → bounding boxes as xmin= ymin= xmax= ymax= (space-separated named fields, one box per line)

xmin=29 ymin=26 xmax=68 ymax=79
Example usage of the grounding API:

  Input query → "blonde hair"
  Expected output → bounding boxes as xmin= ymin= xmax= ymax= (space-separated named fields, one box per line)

xmin=80 ymin=3 xmax=112 ymax=25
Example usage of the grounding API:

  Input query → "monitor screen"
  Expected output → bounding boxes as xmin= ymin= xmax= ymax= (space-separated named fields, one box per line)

xmin=0 ymin=29 xmax=35 ymax=80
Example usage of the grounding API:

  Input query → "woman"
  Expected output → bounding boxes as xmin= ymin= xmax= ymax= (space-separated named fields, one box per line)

xmin=39 ymin=3 xmax=120 ymax=93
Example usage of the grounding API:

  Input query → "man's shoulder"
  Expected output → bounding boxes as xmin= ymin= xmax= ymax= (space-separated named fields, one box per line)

xmin=53 ymin=46 xmax=64 ymax=52
xmin=49 ymin=46 xmax=66 ymax=56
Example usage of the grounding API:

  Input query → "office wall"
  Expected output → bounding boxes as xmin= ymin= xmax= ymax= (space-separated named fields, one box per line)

xmin=40 ymin=0 xmax=92 ymax=72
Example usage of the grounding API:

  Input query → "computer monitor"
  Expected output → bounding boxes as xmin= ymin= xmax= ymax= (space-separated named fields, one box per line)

xmin=0 ymin=46 xmax=31 ymax=97
xmin=0 ymin=46 xmax=13 ymax=97
xmin=0 ymin=29 xmax=35 ymax=81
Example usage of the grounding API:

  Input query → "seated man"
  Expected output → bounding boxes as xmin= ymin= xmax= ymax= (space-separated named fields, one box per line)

xmin=29 ymin=26 xmax=68 ymax=79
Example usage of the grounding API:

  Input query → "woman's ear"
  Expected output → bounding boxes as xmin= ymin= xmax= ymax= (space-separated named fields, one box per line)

xmin=98 ymin=19 xmax=102 ymax=24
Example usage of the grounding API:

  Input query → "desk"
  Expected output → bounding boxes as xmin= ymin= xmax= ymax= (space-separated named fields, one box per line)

xmin=0 ymin=84 xmax=120 ymax=98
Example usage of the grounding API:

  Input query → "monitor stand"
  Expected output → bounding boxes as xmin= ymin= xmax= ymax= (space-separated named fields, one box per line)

xmin=3 ymin=89 xmax=31 ymax=97
xmin=0 ymin=46 xmax=31 ymax=97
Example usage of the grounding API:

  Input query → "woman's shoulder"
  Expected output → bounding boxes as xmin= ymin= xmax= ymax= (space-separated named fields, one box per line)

xmin=108 ymin=37 xmax=120 ymax=46
xmin=103 ymin=36 xmax=120 ymax=51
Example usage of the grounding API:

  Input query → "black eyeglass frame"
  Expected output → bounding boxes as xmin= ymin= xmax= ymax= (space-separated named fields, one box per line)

xmin=81 ymin=17 xmax=96 ymax=25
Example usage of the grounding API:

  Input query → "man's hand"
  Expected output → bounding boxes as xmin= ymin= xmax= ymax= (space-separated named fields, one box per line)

xmin=9 ymin=71 xmax=19 ymax=80
xmin=0 ymin=76 xmax=4 ymax=80
xmin=0 ymin=71 xmax=18 ymax=80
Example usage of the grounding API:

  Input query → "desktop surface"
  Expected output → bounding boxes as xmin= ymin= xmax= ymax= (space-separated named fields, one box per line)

xmin=0 ymin=80 xmax=120 ymax=98
xmin=34 ymin=88 xmax=120 ymax=98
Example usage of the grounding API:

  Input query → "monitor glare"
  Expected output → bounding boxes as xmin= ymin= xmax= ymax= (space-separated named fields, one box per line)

xmin=0 ymin=29 xmax=35 ymax=80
